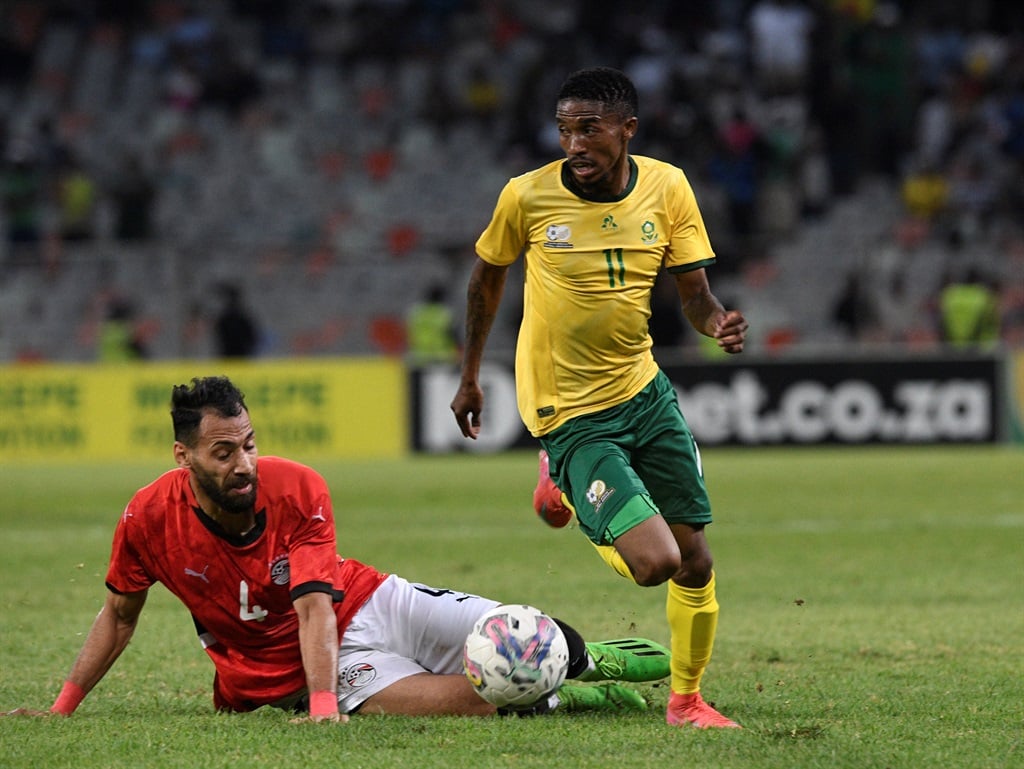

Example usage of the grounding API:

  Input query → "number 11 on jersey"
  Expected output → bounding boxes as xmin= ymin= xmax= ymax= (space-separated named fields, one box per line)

xmin=604 ymin=248 xmax=625 ymax=286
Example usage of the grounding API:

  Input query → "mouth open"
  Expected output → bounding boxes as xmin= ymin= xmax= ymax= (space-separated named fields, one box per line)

xmin=570 ymin=160 xmax=598 ymax=180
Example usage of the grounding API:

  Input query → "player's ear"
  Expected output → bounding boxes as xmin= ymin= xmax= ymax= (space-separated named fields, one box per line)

xmin=622 ymin=116 xmax=638 ymax=141
xmin=173 ymin=441 xmax=190 ymax=468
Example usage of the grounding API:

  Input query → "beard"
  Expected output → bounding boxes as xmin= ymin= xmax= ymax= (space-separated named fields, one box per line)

xmin=193 ymin=466 xmax=258 ymax=515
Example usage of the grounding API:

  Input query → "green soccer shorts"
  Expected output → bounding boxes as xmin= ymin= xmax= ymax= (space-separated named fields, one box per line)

xmin=541 ymin=370 xmax=712 ymax=545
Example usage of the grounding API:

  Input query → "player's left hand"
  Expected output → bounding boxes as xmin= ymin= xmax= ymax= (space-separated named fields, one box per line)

xmin=714 ymin=310 xmax=748 ymax=354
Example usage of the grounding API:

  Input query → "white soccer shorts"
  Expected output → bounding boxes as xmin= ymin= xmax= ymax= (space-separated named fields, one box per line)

xmin=336 ymin=574 xmax=500 ymax=713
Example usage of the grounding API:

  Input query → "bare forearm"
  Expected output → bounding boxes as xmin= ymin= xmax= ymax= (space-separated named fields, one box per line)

xmin=299 ymin=623 xmax=338 ymax=694
xmin=54 ymin=591 xmax=144 ymax=713
xmin=451 ymin=258 xmax=510 ymax=439
xmin=66 ymin=610 xmax=136 ymax=690
xmin=681 ymin=288 xmax=726 ymax=338
xmin=295 ymin=593 xmax=339 ymax=695
xmin=674 ymin=268 xmax=748 ymax=354
xmin=459 ymin=259 xmax=507 ymax=381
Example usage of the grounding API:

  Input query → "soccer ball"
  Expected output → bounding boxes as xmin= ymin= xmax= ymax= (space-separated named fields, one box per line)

xmin=463 ymin=604 xmax=569 ymax=709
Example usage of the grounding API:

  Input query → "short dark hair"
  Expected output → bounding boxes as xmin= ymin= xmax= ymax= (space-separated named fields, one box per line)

xmin=556 ymin=67 xmax=638 ymax=119
xmin=171 ymin=376 xmax=248 ymax=446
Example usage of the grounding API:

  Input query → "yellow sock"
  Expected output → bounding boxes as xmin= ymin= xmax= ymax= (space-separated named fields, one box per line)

xmin=666 ymin=571 xmax=719 ymax=694
xmin=592 ymin=543 xmax=637 ymax=583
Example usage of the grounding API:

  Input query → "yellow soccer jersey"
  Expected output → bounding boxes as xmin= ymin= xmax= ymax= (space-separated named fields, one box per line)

xmin=476 ymin=155 xmax=716 ymax=436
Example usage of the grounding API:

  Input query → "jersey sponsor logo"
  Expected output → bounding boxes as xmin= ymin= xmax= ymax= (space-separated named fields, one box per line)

xmin=602 ymin=214 xmax=618 ymax=231
xmin=185 ymin=565 xmax=211 ymax=583
xmin=269 ymin=554 xmax=290 ymax=586
xmin=544 ymin=224 xmax=573 ymax=248
xmin=586 ymin=479 xmax=615 ymax=513
xmin=342 ymin=663 xmax=377 ymax=689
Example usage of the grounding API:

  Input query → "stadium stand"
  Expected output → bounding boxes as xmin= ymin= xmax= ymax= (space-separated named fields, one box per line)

xmin=1 ymin=0 xmax=1022 ymax=361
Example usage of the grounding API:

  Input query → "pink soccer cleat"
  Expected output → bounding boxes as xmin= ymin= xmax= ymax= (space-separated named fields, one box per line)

xmin=666 ymin=692 xmax=741 ymax=729
xmin=532 ymin=450 xmax=572 ymax=528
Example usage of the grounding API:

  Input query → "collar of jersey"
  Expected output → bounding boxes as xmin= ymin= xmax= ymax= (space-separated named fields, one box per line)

xmin=192 ymin=506 xmax=267 ymax=546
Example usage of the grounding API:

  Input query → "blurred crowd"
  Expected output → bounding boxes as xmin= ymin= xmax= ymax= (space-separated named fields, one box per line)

xmin=0 ymin=0 xmax=1022 ymax=360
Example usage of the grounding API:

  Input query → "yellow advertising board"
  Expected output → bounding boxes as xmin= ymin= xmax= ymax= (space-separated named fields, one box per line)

xmin=0 ymin=359 xmax=407 ymax=463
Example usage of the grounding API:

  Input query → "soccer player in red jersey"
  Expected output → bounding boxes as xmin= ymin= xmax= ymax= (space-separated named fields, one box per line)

xmin=4 ymin=376 xmax=670 ymax=723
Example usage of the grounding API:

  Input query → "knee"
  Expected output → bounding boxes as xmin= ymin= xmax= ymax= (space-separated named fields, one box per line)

xmin=674 ymin=552 xmax=713 ymax=588
xmin=628 ymin=542 xmax=716 ymax=587
xmin=630 ymin=554 xmax=682 ymax=587
xmin=669 ymin=525 xmax=714 ymax=587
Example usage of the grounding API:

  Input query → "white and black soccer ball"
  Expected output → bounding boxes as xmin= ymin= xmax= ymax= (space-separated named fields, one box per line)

xmin=463 ymin=603 xmax=570 ymax=709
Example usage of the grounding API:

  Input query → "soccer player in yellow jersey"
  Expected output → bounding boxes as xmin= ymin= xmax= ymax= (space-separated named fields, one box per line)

xmin=451 ymin=67 xmax=749 ymax=729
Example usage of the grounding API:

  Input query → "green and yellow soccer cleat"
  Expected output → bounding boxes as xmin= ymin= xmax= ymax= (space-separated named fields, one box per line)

xmin=578 ymin=638 xmax=671 ymax=683
xmin=555 ymin=683 xmax=649 ymax=712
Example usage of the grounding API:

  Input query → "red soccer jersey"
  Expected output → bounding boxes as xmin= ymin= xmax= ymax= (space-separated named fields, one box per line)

xmin=105 ymin=455 xmax=388 ymax=711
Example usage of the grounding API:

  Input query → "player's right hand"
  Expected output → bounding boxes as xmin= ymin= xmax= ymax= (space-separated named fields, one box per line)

xmin=1 ymin=708 xmax=54 ymax=717
xmin=288 ymin=712 xmax=349 ymax=724
xmin=451 ymin=382 xmax=484 ymax=439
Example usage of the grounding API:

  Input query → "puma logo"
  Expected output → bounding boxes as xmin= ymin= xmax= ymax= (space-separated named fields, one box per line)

xmin=185 ymin=565 xmax=210 ymax=583
xmin=311 ymin=505 xmax=326 ymax=523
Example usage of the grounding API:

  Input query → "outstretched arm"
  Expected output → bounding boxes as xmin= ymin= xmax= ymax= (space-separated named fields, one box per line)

xmin=451 ymin=257 xmax=510 ymax=439
xmin=674 ymin=268 xmax=748 ymax=354
xmin=292 ymin=590 xmax=346 ymax=723
xmin=4 ymin=588 xmax=147 ymax=717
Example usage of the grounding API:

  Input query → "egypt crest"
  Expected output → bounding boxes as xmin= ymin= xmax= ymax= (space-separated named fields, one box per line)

xmin=269 ymin=554 xmax=290 ymax=586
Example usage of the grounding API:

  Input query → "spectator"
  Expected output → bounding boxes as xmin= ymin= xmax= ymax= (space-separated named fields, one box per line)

xmin=98 ymin=298 xmax=147 ymax=361
xmin=708 ymin=107 xmax=761 ymax=246
xmin=747 ymin=0 xmax=816 ymax=96
xmin=164 ymin=52 xmax=203 ymax=112
xmin=914 ymin=84 xmax=955 ymax=168
xmin=406 ymin=283 xmax=458 ymax=365
xmin=1 ymin=141 xmax=42 ymax=256
xmin=844 ymin=3 xmax=915 ymax=177
xmin=798 ymin=124 xmax=832 ymax=218
xmin=32 ymin=117 xmax=70 ymax=176
xmin=946 ymin=150 xmax=1000 ymax=242
xmin=913 ymin=13 xmax=966 ymax=92
xmin=869 ymin=270 xmax=928 ymax=346
xmin=900 ymin=157 xmax=949 ymax=220
xmin=109 ymin=153 xmax=157 ymax=241
xmin=201 ymin=47 xmax=263 ymax=119
xmin=214 ymin=283 xmax=260 ymax=358
xmin=832 ymin=271 xmax=873 ymax=342
xmin=55 ymin=153 xmax=97 ymax=242
xmin=462 ymin=64 xmax=502 ymax=133
xmin=939 ymin=267 xmax=1000 ymax=348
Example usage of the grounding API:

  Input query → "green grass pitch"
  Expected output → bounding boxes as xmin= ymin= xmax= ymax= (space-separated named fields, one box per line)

xmin=1 ymin=446 xmax=1021 ymax=769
